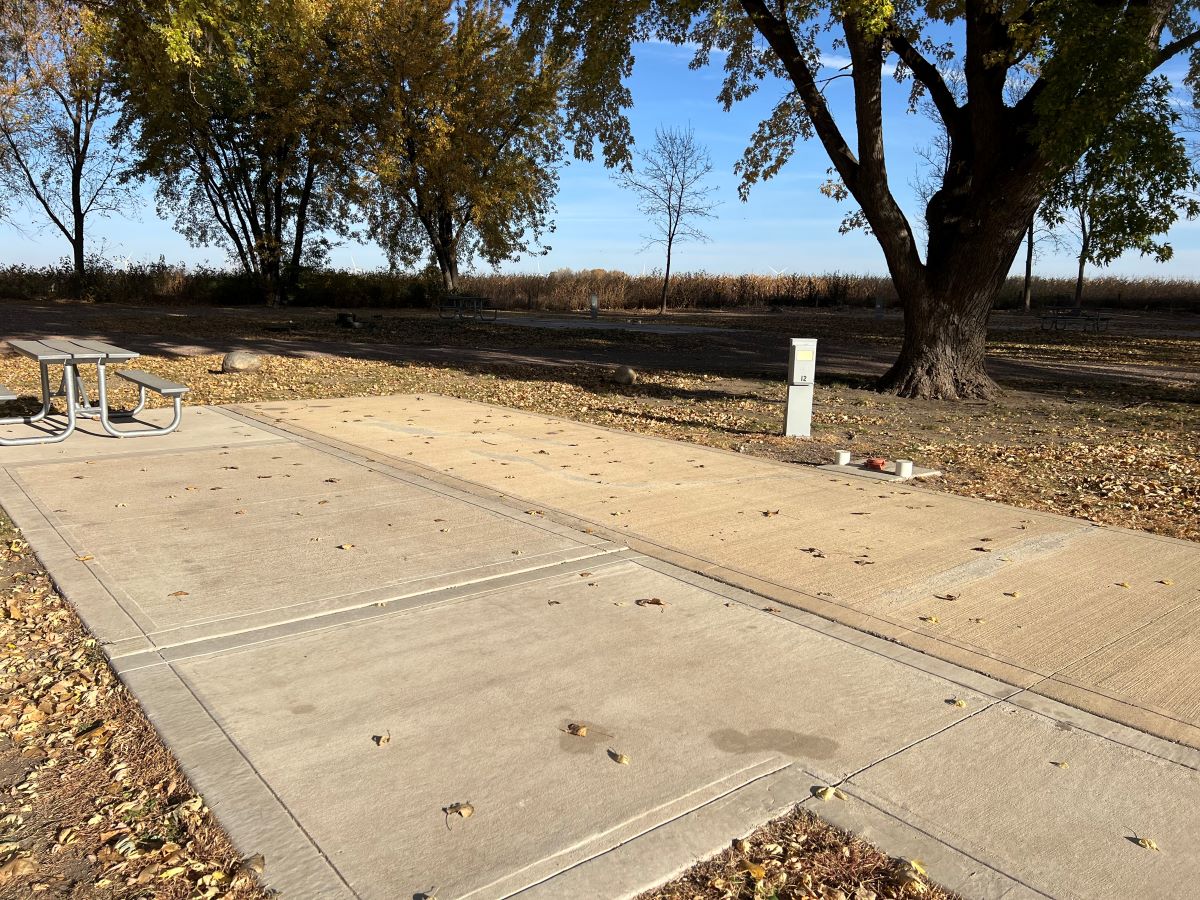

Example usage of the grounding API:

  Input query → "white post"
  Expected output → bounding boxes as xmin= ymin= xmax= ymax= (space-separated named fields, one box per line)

xmin=784 ymin=338 xmax=817 ymax=438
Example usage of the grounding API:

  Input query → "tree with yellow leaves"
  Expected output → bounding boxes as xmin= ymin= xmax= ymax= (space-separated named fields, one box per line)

xmin=356 ymin=0 xmax=565 ymax=292
xmin=108 ymin=0 xmax=358 ymax=305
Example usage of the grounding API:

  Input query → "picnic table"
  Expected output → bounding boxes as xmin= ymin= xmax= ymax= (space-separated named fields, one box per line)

xmin=0 ymin=338 xmax=189 ymax=446
xmin=1039 ymin=305 xmax=1111 ymax=332
xmin=439 ymin=294 xmax=498 ymax=322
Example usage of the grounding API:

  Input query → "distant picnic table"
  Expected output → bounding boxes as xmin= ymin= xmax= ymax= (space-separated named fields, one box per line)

xmin=439 ymin=294 xmax=497 ymax=323
xmin=1039 ymin=305 xmax=1112 ymax=333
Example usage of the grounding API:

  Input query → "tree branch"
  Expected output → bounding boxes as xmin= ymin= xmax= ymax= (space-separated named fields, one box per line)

xmin=738 ymin=0 xmax=860 ymax=189
xmin=1159 ymin=29 xmax=1200 ymax=64
xmin=887 ymin=32 xmax=960 ymax=132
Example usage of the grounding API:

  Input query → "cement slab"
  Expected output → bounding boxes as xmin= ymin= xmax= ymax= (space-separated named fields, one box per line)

xmin=848 ymin=702 xmax=1200 ymax=899
xmin=237 ymin=395 xmax=1200 ymax=747
xmin=141 ymin=558 xmax=993 ymax=899
xmin=6 ymin=440 xmax=615 ymax=650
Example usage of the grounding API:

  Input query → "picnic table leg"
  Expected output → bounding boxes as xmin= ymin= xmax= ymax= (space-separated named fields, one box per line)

xmin=0 ymin=364 xmax=78 ymax=447
xmin=0 ymin=362 xmax=55 ymax=426
xmin=95 ymin=365 xmax=183 ymax=438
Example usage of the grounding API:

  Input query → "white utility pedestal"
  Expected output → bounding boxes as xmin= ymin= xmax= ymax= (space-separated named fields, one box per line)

xmin=784 ymin=338 xmax=817 ymax=438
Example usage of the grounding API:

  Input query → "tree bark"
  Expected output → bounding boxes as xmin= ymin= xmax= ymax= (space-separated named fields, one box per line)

xmin=878 ymin=283 xmax=996 ymax=399
xmin=659 ymin=239 xmax=672 ymax=315
xmin=1022 ymin=216 xmax=1034 ymax=313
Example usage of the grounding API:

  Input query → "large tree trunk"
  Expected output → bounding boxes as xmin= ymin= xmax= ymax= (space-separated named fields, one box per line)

xmin=878 ymin=284 xmax=996 ymax=399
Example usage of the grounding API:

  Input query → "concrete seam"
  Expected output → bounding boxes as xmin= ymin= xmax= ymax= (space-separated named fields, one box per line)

xmin=112 ymin=548 xmax=638 ymax=670
xmin=496 ymin=760 xmax=796 ymax=899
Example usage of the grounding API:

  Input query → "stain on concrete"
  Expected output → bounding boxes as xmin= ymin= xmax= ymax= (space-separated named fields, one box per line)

xmin=709 ymin=728 xmax=838 ymax=759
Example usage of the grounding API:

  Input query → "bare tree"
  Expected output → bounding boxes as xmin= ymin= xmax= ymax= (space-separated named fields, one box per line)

xmin=616 ymin=125 xmax=717 ymax=314
xmin=0 ymin=1 xmax=131 ymax=284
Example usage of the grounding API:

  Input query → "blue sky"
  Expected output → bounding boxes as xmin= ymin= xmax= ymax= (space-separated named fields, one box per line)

xmin=2 ymin=39 xmax=1197 ymax=280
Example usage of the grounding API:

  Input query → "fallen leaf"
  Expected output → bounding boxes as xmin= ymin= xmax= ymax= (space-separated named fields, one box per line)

xmin=1116 ymin=582 xmax=1131 ymax=588
xmin=919 ymin=615 xmax=940 ymax=624
xmin=1051 ymin=760 xmax=1069 ymax=769
xmin=1004 ymin=591 xmax=1021 ymax=598
xmin=0 ymin=857 xmax=37 ymax=882
xmin=374 ymin=731 xmax=391 ymax=747
xmin=1158 ymin=579 xmax=1174 ymax=586
xmin=168 ymin=591 xmax=189 ymax=598
xmin=608 ymin=750 xmax=630 ymax=765
xmin=935 ymin=593 xmax=959 ymax=601
xmin=763 ymin=606 xmax=781 ymax=613
xmin=761 ymin=510 xmax=780 ymax=518
xmin=547 ymin=600 xmax=561 ymax=606
xmin=812 ymin=785 xmax=846 ymax=802
xmin=337 ymin=543 xmax=355 ymax=550
xmin=948 ymin=698 xmax=968 ymax=708
xmin=566 ymin=723 xmax=588 ymax=737
xmin=635 ymin=597 xmax=667 ymax=608
xmin=75 ymin=555 xmax=94 ymax=562
xmin=1135 ymin=836 xmax=1160 ymax=852
xmin=738 ymin=859 xmax=766 ymax=880
xmin=442 ymin=802 xmax=474 ymax=830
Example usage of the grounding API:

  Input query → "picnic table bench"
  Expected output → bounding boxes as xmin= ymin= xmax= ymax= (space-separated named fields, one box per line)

xmin=0 ymin=338 xmax=189 ymax=446
xmin=1039 ymin=305 xmax=1112 ymax=333
xmin=439 ymin=294 xmax=498 ymax=323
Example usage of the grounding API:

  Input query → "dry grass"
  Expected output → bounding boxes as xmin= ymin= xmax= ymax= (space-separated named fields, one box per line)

xmin=639 ymin=806 xmax=957 ymax=900
xmin=3 ymin=262 xmax=1198 ymax=312
xmin=0 ymin=513 xmax=269 ymax=899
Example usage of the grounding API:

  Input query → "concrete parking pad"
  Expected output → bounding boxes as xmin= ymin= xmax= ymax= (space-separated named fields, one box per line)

xmin=4 ymin=396 xmax=1200 ymax=899
xmin=848 ymin=702 xmax=1200 ymax=900
xmin=240 ymin=394 xmax=1200 ymax=748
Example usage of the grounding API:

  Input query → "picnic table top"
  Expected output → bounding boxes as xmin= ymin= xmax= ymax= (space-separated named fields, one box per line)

xmin=8 ymin=338 xmax=139 ymax=363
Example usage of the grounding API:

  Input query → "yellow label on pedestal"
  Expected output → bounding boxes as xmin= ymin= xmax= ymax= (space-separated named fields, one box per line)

xmin=793 ymin=350 xmax=814 ymax=361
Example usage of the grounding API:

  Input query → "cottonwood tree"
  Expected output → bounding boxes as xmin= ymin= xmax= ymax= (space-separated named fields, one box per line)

xmin=1040 ymin=78 xmax=1199 ymax=306
xmin=617 ymin=125 xmax=718 ymax=314
xmin=108 ymin=0 xmax=357 ymax=305
xmin=515 ymin=0 xmax=1200 ymax=399
xmin=357 ymin=0 xmax=564 ymax=293
xmin=0 ymin=0 xmax=131 ymax=282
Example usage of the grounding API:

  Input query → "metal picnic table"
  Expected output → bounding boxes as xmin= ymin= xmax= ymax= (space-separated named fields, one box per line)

xmin=0 ymin=338 xmax=189 ymax=446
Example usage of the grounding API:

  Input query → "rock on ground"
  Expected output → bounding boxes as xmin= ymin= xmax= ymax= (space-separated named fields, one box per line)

xmin=222 ymin=351 xmax=264 ymax=374
xmin=612 ymin=365 xmax=637 ymax=385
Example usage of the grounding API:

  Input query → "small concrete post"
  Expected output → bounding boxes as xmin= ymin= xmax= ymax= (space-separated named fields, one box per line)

xmin=589 ymin=293 xmax=599 ymax=319
xmin=835 ymin=449 xmax=851 ymax=466
xmin=895 ymin=459 xmax=914 ymax=478
xmin=784 ymin=338 xmax=817 ymax=438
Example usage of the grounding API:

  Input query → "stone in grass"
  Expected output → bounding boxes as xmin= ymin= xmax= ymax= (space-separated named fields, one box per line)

xmin=221 ymin=350 xmax=264 ymax=374
xmin=611 ymin=365 xmax=638 ymax=385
